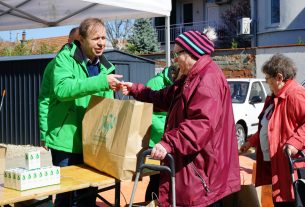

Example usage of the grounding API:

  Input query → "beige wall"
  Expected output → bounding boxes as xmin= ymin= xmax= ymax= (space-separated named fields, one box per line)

xmin=256 ymin=45 xmax=305 ymax=84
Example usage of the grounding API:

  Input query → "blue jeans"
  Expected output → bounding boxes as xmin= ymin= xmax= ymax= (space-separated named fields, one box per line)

xmin=51 ymin=148 xmax=97 ymax=207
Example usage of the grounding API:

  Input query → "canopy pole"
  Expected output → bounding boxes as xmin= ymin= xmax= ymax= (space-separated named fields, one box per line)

xmin=165 ymin=15 xmax=171 ymax=67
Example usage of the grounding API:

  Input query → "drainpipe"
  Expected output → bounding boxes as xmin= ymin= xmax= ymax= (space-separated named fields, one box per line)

xmin=165 ymin=16 xmax=171 ymax=67
xmin=251 ymin=0 xmax=258 ymax=47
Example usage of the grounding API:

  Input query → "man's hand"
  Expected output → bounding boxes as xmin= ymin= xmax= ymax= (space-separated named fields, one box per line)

xmin=107 ymin=74 xmax=123 ymax=91
xmin=120 ymin=82 xmax=133 ymax=96
xmin=41 ymin=141 xmax=49 ymax=151
xmin=284 ymin=144 xmax=298 ymax=156
xmin=239 ymin=141 xmax=251 ymax=154
xmin=151 ymin=143 xmax=167 ymax=160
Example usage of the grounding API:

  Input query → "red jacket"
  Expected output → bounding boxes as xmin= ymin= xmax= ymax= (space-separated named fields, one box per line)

xmin=131 ymin=56 xmax=240 ymax=206
xmin=248 ymin=80 xmax=305 ymax=202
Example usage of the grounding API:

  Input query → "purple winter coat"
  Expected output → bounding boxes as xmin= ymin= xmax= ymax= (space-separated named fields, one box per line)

xmin=130 ymin=55 xmax=240 ymax=206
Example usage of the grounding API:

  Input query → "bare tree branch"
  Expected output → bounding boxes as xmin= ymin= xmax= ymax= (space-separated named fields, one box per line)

xmin=106 ymin=19 xmax=134 ymax=50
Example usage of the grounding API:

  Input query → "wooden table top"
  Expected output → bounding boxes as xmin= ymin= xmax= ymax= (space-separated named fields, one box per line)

xmin=0 ymin=165 xmax=117 ymax=205
xmin=61 ymin=165 xmax=117 ymax=187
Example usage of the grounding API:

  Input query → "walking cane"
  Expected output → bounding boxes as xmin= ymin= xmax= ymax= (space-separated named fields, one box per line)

xmin=0 ymin=89 xmax=6 ymax=112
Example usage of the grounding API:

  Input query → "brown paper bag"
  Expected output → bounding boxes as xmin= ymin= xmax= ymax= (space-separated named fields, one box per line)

xmin=82 ymin=96 xmax=152 ymax=180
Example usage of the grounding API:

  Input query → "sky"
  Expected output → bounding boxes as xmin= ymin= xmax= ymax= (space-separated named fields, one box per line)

xmin=0 ymin=25 xmax=78 ymax=42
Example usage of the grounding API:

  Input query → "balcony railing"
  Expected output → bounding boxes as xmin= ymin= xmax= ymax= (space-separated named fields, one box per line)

xmin=155 ymin=21 xmax=218 ymax=44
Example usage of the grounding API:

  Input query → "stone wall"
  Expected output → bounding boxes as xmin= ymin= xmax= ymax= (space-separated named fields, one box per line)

xmin=141 ymin=45 xmax=305 ymax=82
xmin=212 ymin=48 xmax=256 ymax=78
xmin=140 ymin=48 xmax=256 ymax=78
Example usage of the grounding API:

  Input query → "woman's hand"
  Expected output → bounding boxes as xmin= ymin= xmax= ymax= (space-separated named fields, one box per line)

xmin=120 ymin=82 xmax=133 ymax=96
xmin=151 ymin=143 xmax=167 ymax=160
xmin=284 ymin=144 xmax=298 ymax=156
xmin=239 ymin=141 xmax=251 ymax=153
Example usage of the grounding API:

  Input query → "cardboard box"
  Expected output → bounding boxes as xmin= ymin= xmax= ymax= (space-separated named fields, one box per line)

xmin=25 ymin=149 xmax=41 ymax=170
xmin=0 ymin=145 xmax=7 ymax=174
xmin=4 ymin=166 xmax=61 ymax=191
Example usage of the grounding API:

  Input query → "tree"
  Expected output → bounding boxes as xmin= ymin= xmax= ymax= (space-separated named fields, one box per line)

xmin=125 ymin=18 xmax=160 ymax=54
xmin=217 ymin=0 xmax=251 ymax=48
xmin=106 ymin=20 xmax=134 ymax=50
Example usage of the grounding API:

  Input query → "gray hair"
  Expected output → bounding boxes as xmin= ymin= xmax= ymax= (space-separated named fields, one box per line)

xmin=262 ymin=53 xmax=296 ymax=81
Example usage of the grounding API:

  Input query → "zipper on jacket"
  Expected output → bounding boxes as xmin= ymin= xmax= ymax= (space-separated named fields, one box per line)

xmin=191 ymin=162 xmax=210 ymax=193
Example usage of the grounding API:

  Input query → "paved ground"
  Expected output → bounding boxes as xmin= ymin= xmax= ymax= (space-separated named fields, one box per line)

xmin=1 ymin=144 xmax=258 ymax=207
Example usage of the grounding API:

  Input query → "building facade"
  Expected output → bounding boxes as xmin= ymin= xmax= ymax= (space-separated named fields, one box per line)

xmin=253 ymin=0 xmax=305 ymax=47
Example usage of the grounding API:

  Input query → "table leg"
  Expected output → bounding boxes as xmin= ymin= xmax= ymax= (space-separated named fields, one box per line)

xmin=88 ymin=187 xmax=98 ymax=207
xmin=114 ymin=180 xmax=121 ymax=207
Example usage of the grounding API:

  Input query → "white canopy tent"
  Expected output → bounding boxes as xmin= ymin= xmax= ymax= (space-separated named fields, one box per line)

xmin=0 ymin=0 xmax=172 ymax=65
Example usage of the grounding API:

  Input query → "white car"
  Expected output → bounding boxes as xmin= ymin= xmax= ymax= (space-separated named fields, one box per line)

xmin=227 ymin=78 xmax=270 ymax=148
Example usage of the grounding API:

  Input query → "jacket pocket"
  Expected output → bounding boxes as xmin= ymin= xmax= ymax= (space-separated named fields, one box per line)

xmin=190 ymin=162 xmax=210 ymax=193
xmin=55 ymin=105 xmax=75 ymax=136
xmin=55 ymin=111 xmax=70 ymax=136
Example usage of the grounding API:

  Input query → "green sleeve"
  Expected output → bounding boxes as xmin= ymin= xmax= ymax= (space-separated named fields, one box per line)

xmin=53 ymin=51 xmax=110 ymax=102
xmin=146 ymin=71 xmax=169 ymax=147
xmin=38 ymin=60 xmax=55 ymax=141
xmin=146 ymin=76 xmax=164 ymax=91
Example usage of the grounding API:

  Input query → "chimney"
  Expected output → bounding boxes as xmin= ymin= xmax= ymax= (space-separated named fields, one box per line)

xmin=21 ymin=31 xmax=26 ymax=43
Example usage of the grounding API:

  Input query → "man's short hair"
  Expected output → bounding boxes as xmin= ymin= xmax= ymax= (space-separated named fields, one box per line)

xmin=69 ymin=27 xmax=79 ymax=38
xmin=79 ymin=18 xmax=105 ymax=38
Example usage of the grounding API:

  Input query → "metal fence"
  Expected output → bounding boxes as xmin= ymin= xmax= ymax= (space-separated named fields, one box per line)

xmin=155 ymin=21 xmax=218 ymax=43
xmin=0 ymin=55 xmax=50 ymax=145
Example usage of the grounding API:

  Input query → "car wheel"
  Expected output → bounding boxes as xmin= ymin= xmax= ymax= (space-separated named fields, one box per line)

xmin=236 ymin=123 xmax=246 ymax=148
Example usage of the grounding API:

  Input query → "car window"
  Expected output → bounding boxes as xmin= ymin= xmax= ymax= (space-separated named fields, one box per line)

xmin=249 ymin=82 xmax=265 ymax=102
xmin=228 ymin=81 xmax=249 ymax=103
xmin=262 ymin=81 xmax=271 ymax=95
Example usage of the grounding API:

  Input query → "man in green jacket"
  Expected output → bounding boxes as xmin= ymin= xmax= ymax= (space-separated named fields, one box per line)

xmin=38 ymin=18 xmax=121 ymax=207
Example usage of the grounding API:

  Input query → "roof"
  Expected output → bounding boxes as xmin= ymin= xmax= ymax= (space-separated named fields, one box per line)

xmin=0 ymin=35 xmax=68 ymax=56
xmin=32 ymin=36 xmax=68 ymax=51
xmin=0 ymin=49 xmax=155 ymax=63
xmin=104 ymin=50 xmax=155 ymax=63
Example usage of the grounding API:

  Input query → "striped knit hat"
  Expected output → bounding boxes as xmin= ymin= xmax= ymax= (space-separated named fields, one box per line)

xmin=175 ymin=30 xmax=215 ymax=60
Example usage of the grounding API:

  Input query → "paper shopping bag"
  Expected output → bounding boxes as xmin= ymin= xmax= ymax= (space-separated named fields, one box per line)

xmin=82 ymin=96 xmax=152 ymax=180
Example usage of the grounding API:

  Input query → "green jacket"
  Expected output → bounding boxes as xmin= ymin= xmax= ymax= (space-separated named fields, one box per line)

xmin=39 ymin=44 xmax=68 ymax=141
xmin=39 ymin=42 xmax=115 ymax=153
xmin=146 ymin=67 xmax=173 ymax=147
xmin=39 ymin=59 xmax=55 ymax=142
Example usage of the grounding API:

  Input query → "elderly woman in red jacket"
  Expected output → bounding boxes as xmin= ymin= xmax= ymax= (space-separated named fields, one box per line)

xmin=240 ymin=54 xmax=305 ymax=207
xmin=121 ymin=28 xmax=240 ymax=207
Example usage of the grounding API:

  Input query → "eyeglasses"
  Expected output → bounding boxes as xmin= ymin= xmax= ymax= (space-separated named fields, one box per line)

xmin=171 ymin=50 xmax=185 ymax=59
xmin=265 ymin=76 xmax=273 ymax=81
